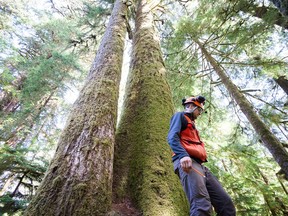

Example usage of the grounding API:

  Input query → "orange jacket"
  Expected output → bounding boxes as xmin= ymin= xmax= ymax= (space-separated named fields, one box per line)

xmin=180 ymin=115 xmax=207 ymax=162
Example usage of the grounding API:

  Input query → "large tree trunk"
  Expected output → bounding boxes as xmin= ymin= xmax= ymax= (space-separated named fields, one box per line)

xmin=24 ymin=1 xmax=128 ymax=215
xmin=113 ymin=1 xmax=188 ymax=215
xmin=227 ymin=0 xmax=288 ymax=29
xmin=195 ymin=39 xmax=288 ymax=180
xmin=0 ymin=75 xmax=24 ymax=113
xmin=270 ymin=0 xmax=288 ymax=17
xmin=4 ymin=90 xmax=55 ymax=147
xmin=274 ymin=75 xmax=288 ymax=95
xmin=239 ymin=4 xmax=288 ymax=30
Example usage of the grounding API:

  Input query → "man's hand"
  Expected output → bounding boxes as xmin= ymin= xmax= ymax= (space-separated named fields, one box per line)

xmin=180 ymin=156 xmax=192 ymax=173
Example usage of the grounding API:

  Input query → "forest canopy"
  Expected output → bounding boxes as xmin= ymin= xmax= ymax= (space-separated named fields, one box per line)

xmin=0 ymin=0 xmax=287 ymax=215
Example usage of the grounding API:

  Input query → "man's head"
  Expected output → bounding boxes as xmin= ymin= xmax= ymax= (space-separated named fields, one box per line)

xmin=182 ymin=96 xmax=206 ymax=119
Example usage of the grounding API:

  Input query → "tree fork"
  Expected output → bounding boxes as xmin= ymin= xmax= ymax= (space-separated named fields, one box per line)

xmin=113 ymin=0 xmax=188 ymax=215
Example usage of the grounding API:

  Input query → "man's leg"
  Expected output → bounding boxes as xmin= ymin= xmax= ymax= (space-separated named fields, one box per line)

xmin=204 ymin=167 xmax=236 ymax=216
xmin=174 ymin=159 xmax=213 ymax=216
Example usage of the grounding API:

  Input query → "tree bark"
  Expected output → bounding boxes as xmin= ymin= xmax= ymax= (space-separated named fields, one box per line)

xmin=0 ymin=174 xmax=14 ymax=196
xmin=195 ymin=39 xmax=288 ymax=180
xmin=270 ymin=0 xmax=288 ymax=17
xmin=4 ymin=90 xmax=55 ymax=147
xmin=237 ymin=3 xmax=288 ymax=30
xmin=24 ymin=1 xmax=128 ymax=215
xmin=258 ymin=170 xmax=278 ymax=216
xmin=0 ymin=75 xmax=25 ymax=113
xmin=274 ymin=75 xmax=288 ymax=95
xmin=113 ymin=1 xmax=188 ymax=215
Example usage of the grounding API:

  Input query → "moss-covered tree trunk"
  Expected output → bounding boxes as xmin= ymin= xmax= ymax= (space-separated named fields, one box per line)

xmin=195 ymin=39 xmax=288 ymax=180
xmin=24 ymin=1 xmax=128 ymax=215
xmin=113 ymin=1 xmax=188 ymax=215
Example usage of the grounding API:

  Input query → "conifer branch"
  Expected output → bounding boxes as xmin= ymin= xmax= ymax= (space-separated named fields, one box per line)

xmin=243 ymin=92 xmax=287 ymax=115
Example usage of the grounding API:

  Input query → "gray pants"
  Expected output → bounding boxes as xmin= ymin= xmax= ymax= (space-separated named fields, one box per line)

xmin=174 ymin=159 xmax=236 ymax=216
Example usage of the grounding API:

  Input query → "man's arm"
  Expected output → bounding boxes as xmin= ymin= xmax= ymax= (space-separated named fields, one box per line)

xmin=167 ymin=112 xmax=193 ymax=173
xmin=167 ymin=112 xmax=189 ymax=159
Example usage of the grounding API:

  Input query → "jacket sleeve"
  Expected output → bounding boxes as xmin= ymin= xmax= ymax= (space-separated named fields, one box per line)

xmin=167 ymin=112 xmax=189 ymax=160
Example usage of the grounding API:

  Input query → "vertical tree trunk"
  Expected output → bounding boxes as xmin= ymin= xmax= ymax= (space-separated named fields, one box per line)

xmin=276 ymin=173 xmax=288 ymax=195
xmin=0 ymin=174 xmax=14 ymax=196
xmin=274 ymin=75 xmax=288 ymax=95
xmin=0 ymin=75 xmax=25 ymax=113
xmin=270 ymin=0 xmax=288 ymax=17
xmin=233 ymin=0 xmax=288 ymax=30
xmin=195 ymin=39 xmax=288 ymax=179
xmin=113 ymin=1 xmax=188 ymax=215
xmin=5 ymin=90 xmax=55 ymax=147
xmin=24 ymin=1 xmax=128 ymax=215
xmin=257 ymin=170 xmax=278 ymax=216
xmin=11 ymin=172 xmax=27 ymax=197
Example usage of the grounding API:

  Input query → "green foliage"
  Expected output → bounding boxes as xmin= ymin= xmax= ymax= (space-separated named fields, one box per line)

xmin=0 ymin=145 xmax=48 ymax=214
xmin=84 ymin=3 xmax=109 ymax=20
xmin=162 ymin=0 xmax=288 ymax=214
xmin=0 ymin=194 xmax=28 ymax=214
xmin=0 ymin=5 xmax=86 ymax=144
xmin=0 ymin=49 xmax=81 ymax=145
xmin=68 ymin=1 xmax=112 ymax=53
xmin=0 ymin=145 xmax=48 ymax=178
xmin=1 ymin=0 xmax=287 ymax=214
xmin=20 ymin=52 xmax=79 ymax=98
xmin=0 ymin=0 xmax=107 ymax=214
xmin=205 ymin=123 xmax=288 ymax=215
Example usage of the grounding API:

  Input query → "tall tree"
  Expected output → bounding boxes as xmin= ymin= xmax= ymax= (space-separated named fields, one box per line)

xmin=24 ymin=0 xmax=128 ymax=215
xmin=162 ymin=2 xmax=288 ymax=212
xmin=217 ymin=133 xmax=288 ymax=215
xmin=227 ymin=0 xmax=288 ymax=30
xmin=0 ymin=1 xmax=81 ymax=151
xmin=113 ymin=0 xmax=188 ymax=215
xmin=270 ymin=0 xmax=288 ymax=16
xmin=0 ymin=145 xmax=48 ymax=213
xmin=194 ymin=38 xmax=288 ymax=179
xmin=274 ymin=75 xmax=288 ymax=95
xmin=0 ymin=1 xmax=83 ymax=212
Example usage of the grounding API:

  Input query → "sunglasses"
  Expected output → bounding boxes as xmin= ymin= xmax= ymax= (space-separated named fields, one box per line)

xmin=198 ymin=107 xmax=203 ymax=114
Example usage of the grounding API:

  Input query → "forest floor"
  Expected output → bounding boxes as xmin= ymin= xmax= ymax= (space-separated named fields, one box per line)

xmin=108 ymin=199 xmax=141 ymax=216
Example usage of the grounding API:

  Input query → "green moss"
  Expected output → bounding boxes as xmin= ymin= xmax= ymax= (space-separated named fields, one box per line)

xmin=113 ymin=3 xmax=189 ymax=214
xmin=23 ymin=1 xmax=129 ymax=215
xmin=114 ymin=56 xmax=188 ymax=215
xmin=52 ymin=175 xmax=64 ymax=188
xmin=73 ymin=183 xmax=87 ymax=192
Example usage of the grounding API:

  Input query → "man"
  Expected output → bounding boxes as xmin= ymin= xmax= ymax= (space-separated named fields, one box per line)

xmin=167 ymin=96 xmax=236 ymax=216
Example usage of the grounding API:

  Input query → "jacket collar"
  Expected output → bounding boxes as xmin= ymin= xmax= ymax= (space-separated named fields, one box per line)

xmin=183 ymin=112 xmax=195 ymax=121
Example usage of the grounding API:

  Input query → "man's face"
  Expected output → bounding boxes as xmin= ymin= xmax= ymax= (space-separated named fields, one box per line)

xmin=189 ymin=104 xmax=203 ymax=119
